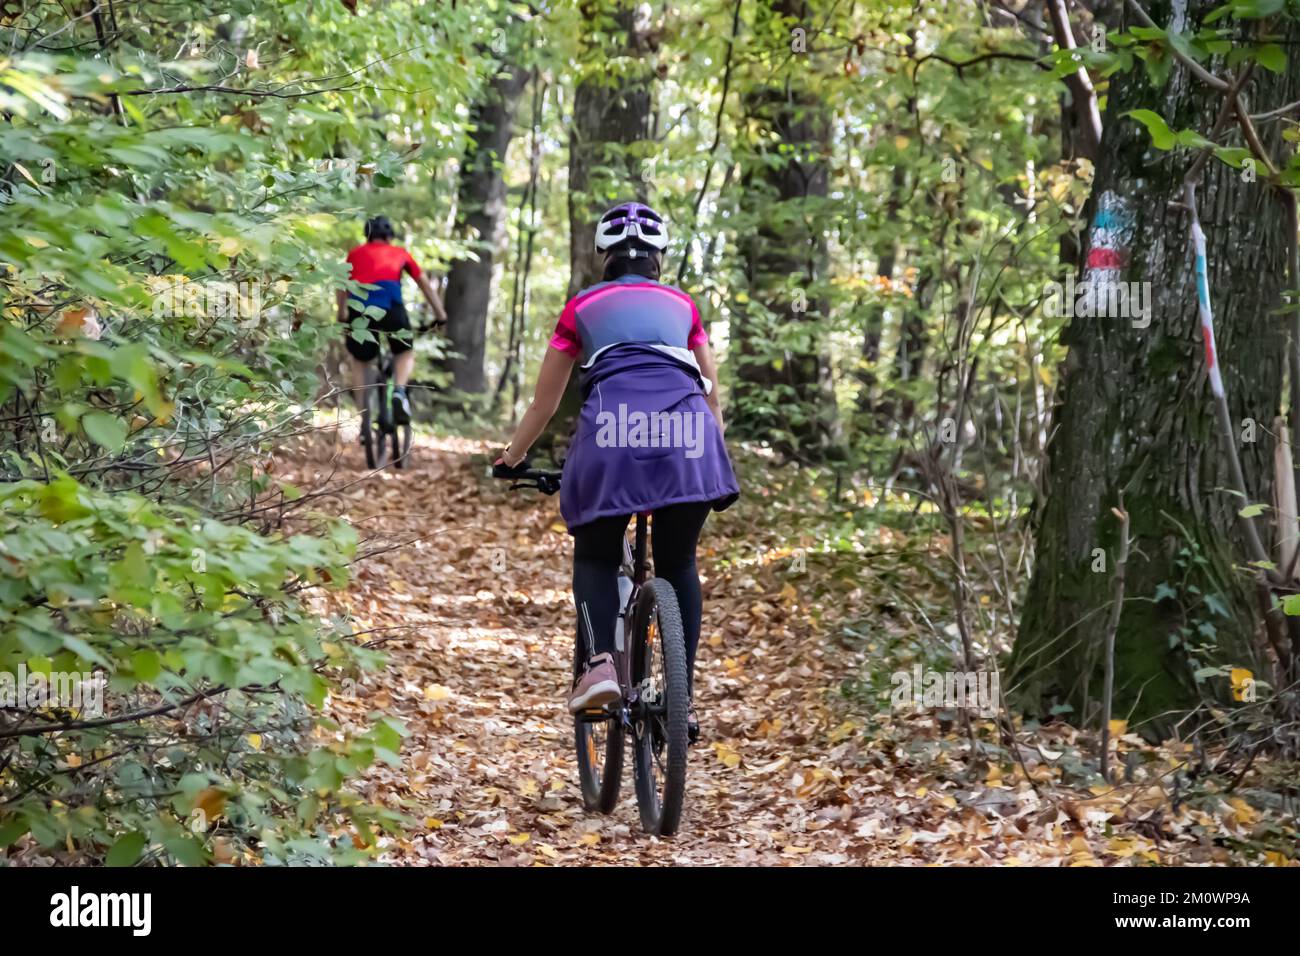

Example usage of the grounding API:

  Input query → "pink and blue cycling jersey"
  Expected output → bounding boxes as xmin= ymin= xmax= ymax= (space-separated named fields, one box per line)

xmin=549 ymin=275 xmax=709 ymax=367
xmin=549 ymin=275 xmax=739 ymax=530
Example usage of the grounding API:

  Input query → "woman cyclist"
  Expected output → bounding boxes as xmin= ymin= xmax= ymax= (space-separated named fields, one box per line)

xmin=496 ymin=202 xmax=739 ymax=741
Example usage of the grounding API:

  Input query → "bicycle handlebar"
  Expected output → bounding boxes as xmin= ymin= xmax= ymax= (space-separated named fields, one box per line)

xmin=492 ymin=460 xmax=562 ymax=495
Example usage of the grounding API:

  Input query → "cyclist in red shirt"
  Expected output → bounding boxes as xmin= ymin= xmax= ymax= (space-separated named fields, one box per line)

xmin=337 ymin=216 xmax=447 ymax=421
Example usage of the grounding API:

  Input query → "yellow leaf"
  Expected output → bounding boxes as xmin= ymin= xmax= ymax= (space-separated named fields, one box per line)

xmin=1108 ymin=719 xmax=1127 ymax=737
xmin=827 ymin=719 xmax=858 ymax=743
xmin=1230 ymin=667 xmax=1253 ymax=701
xmin=893 ymin=135 xmax=910 ymax=151
xmin=217 ymin=236 xmax=242 ymax=256
xmin=538 ymin=843 xmax=559 ymax=859
xmin=1227 ymin=797 xmax=1257 ymax=825
xmin=424 ymin=818 xmax=444 ymax=829
xmin=192 ymin=788 xmax=226 ymax=825
xmin=508 ymin=832 xmax=531 ymax=846
xmin=246 ymin=733 xmax=262 ymax=750
xmin=712 ymin=742 xmax=742 ymax=768
xmin=550 ymin=522 xmax=567 ymax=533
xmin=1068 ymin=835 xmax=1098 ymax=867
xmin=579 ymin=833 xmax=600 ymax=846
xmin=424 ymin=684 xmax=452 ymax=701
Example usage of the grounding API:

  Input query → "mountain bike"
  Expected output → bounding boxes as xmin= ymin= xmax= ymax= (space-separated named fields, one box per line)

xmin=494 ymin=464 xmax=691 ymax=835
xmin=357 ymin=353 xmax=412 ymax=470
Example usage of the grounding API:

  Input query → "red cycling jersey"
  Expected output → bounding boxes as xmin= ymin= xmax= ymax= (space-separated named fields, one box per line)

xmin=346 ymin=241 xmax=422 ymax=309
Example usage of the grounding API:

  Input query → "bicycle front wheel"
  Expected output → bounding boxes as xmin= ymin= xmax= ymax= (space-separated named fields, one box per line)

xmin=631 ymin=578 xmax=689 ymax=835
xmin=573 ymin=642 xmax=623 ymax=813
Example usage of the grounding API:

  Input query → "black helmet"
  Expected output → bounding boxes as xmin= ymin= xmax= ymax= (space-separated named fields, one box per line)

xmin=364 ymin=216 xmax=396 ymax=241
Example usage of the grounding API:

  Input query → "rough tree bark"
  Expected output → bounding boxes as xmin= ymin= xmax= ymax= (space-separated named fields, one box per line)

xmin=856 ymin=163 xmax=905 ymax=424
xmin=566 ymin=2 xmax=654 ymax=299
xmin=443 ymin=54 xmax=532 ymax=395
xmin=1010 ymin=0 xmax=1299 ymax=733
xmin=731 ymin=0 xmax=837 ymax=455
xmin=536 ymin=0 xmax=654 ymax=458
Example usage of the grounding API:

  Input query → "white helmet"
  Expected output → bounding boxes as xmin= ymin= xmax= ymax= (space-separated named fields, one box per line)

xmin=594 ymin=201 xmax=668 ymax=256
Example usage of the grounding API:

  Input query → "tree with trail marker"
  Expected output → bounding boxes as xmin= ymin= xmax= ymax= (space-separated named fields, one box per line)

xmin=1012 ymin=0 xmax=1300 ymax=731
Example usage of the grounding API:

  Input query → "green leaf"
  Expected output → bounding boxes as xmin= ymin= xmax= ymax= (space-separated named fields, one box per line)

xmin=81 ymin=411 xmax=128 ymax=451
xmin=1214 ymin=147 xmax=1255 ymax=168
xmin=106 ymin=831 xmax=147 ymax=867
xmin=163 ymin=834 xmax=207 ymax=867
xmin=1254 ymin=43 xmax=1286 ymax=74
xmin=132 ymin=649 xmax=163 ymax=682
xmin=0 ymin=817 xmax=29 ymax=848
xmin=1239 ymin=503 xmax=1267 ymax=518
xmin=1174 ymin=128 xmax=1214 ymax=149
xmin=1126 ymin=109 xmax=1175 ymax=149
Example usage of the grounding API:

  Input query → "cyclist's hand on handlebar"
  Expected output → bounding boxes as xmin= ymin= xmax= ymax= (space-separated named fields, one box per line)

xmin=415 ymin=306 xmax=446 ymax=334
xmin=492 ymin=453 xmax=529 ymax=479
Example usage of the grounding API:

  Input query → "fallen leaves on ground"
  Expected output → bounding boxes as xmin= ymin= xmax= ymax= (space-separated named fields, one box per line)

xmin=277 ymin=427 xmax=1298 ymax=867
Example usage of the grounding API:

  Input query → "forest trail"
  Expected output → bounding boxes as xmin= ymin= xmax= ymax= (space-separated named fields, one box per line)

xmin=281 ymin=427 xmax=1248 ymax=867
xmin=288 ymin=429 xmax=895 ymax=865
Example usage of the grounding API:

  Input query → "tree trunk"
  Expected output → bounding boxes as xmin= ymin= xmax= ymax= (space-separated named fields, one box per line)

xmin=566 ymin=2 xmax=654 ymax=299
xmin=443 ymin=58 xmax=532 ymax=395
xmin=856 ymin=164 xmax=905 ymax=422
xmin=538 ymin=0 xmax=654 ymax=460
xmin=1010 ymin=1 xmax=1299 ymax=733
xmin=731 ymin=0 xmax=837 ymax=456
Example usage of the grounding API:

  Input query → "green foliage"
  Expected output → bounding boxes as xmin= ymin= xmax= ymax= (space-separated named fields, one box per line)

xmin=0 ymin=0 xmax=542 ymax=863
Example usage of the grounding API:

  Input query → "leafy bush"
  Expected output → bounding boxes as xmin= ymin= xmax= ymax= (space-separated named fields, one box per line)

xmin=0 ymin=6 xmax=460 ymax=863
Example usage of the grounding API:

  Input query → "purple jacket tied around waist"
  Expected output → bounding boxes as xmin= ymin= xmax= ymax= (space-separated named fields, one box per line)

xmin=560 ymin=343 xmax=740 ymax=531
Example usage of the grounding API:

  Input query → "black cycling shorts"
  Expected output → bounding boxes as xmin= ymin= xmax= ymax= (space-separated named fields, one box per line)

xmin=343 ymin=301 xmax=413 ymax=363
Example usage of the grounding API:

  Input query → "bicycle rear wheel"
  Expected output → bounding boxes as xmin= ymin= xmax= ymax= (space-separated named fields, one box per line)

xmin=573 ymin=642 xmax=623 ymax=813
xmin=393 ymin=421 xmax=413 ymax=469
xmin=631 ymin=578 xmax=689 ymax=835
xmin=365 ymin=374 xmax=392 ymax=470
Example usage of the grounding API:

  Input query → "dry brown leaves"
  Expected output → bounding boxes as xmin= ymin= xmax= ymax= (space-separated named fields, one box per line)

xmin=276 ymin=429 xmax=1296 ymax=867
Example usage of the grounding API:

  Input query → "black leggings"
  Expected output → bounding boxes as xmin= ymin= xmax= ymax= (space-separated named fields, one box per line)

xmin=572 ymin=501 xmax=712 ymax=695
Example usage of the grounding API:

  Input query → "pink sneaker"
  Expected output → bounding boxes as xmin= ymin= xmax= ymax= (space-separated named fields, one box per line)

xmin=568 ymin=653 xmax=621 ymax=713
